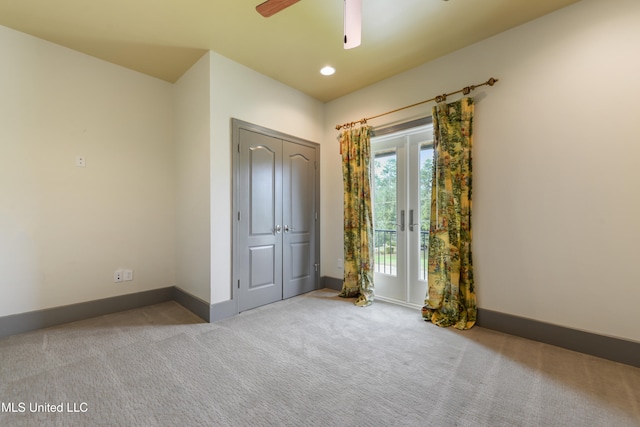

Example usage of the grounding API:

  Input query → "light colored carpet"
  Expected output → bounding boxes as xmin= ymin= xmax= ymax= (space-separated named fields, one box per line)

xmin=0 ymin=289 xmax=638 ymax=426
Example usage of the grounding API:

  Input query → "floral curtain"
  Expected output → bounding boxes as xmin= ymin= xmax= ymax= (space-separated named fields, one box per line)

xmin=422 ymin=98 xmax=477 ymax=329
xmin=339 ymin=125 xmax=374 ymax=307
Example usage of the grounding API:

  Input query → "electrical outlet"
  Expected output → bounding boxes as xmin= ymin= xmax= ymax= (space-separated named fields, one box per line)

xmin=114 ymin=270 xmax=123 ymax=283
xmin=123 ymin=269 xmax=134 ymax=281
xmin=337 ymin=258 xmax=344 ymax=270
xmin=75 ymin=156 xmax=86 ymax=167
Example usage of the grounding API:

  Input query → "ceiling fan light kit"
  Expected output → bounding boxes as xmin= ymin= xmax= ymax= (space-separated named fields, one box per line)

xmin=343 ymin=0 xmax=362 ymax=49
xmin=257 ymin=0 xmax=362 ymax=50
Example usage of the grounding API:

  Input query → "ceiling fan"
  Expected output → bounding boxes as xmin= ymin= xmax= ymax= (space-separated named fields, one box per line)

xmin=256 ymin=0 xmax=362 ymax=49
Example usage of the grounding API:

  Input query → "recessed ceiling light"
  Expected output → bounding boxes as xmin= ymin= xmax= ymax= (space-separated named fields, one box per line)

xmin=320 ymin=66 xmax=336 ymax=76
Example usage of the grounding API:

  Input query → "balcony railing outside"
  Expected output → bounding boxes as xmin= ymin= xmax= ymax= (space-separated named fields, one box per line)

xmin=374 ymin=229 xmax=397 ymax=275
xmin=374 ymin=229 xmax=429 ymax=280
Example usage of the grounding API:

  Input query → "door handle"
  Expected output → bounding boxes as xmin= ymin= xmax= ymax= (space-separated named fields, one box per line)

xmin=284 ymin=225 xmax=289 ymax=233
xmin=409 ymin=210 xmax=419 ymax=231
xmin=274 ymin=225 xmax=282 ymax=234
xmin=399 ymin=210 xmax=405 ymax=231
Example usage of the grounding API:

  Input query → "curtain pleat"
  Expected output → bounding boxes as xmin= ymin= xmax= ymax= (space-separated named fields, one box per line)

xmin=339 ymin=126 xmax=374 ymax=307
xmin=422 ymin=98 xmax=477 ymax=329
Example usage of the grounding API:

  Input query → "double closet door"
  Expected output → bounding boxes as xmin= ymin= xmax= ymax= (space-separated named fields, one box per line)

xmin=236 ymin=125 xmax=318 ymax=312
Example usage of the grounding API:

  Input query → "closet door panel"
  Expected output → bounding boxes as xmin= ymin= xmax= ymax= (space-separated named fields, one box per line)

xmin=238 ymin=129 xmax=283 ymax=311
xmin=282 ymin=141 xmax=316 ymax=299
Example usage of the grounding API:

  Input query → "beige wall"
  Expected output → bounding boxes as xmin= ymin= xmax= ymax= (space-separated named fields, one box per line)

xmin=0 ymin=26 xmax=176 ymax=316
xmin=174 ymin=53 xmax=212 ymax=303
xmin=323 ymin=0 xmax=640 ymax=342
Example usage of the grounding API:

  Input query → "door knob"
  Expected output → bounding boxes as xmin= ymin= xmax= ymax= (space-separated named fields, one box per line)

xmin=274 ymin=225 xmax=282 ymax=234
xmin=284 ymin=225 xmax=289 ymax=233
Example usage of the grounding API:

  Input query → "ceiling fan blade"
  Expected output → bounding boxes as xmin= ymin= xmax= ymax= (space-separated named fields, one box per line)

xmin=256 ymin=0 xmax=301 ymax=17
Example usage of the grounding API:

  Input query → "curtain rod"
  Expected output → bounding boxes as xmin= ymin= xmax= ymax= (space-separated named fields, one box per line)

xmin=335 ymin=77 xmax=499 ymax=131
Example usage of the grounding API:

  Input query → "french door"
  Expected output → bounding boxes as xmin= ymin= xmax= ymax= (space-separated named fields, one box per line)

xmin=372 ymin=124 xmax=433 ymax=306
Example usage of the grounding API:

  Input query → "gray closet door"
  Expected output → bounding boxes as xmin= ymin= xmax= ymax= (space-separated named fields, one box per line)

xmin=282 ymin=141 xmax=316 ymax=299
xmin=237 ymin=129 xmax=317 ymax=312
xmin=238 ymin=129 xmax=283 ymax=312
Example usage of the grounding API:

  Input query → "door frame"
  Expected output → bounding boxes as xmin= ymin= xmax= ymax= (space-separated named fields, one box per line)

xmin=231 ymin=119 xmax=321 ymax=313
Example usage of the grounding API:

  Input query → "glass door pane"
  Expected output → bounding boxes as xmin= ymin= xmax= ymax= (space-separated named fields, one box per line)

xmin=374 ymin=152 xmax=397 ymax=277
xmin=419 ymin=146 xmax=434 ymax=281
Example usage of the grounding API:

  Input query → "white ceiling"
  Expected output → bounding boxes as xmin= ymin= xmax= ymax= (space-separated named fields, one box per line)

xmin=0 ymin=0 xmax=581 ymax=102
